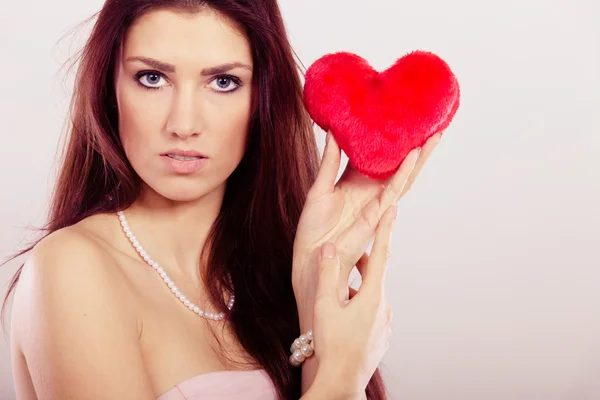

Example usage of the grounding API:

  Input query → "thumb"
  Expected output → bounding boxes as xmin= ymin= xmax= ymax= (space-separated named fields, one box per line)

xmin=308 ymin=131 xmax=341 ymax=198
xmin=315 ymin=242 xmax=341 ymax=303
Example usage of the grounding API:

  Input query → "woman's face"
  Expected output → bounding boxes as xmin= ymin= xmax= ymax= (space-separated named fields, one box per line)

xmin=115 ymin=8 xmax=253 ymax=202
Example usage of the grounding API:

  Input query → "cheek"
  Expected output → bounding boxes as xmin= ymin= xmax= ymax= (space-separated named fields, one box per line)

xmin=211 ymin=94 xmax=252 ymax=159
xmin=117 ymin=89 xmax=166 ymax=159
xmin=119 ymin=110 xmax=148 ymax=163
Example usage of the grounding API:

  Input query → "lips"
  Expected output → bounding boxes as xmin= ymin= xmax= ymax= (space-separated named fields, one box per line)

xmin=160 ymin=154 xmax=208 ymax=174
xmin=161 ymin=149 xmax=208 ymax=159
xmin=165 ymin=154 xmax=204 ymax=161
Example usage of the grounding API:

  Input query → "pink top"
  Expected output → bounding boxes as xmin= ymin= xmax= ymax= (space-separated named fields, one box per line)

xmin=156 ymin=369 xmax=278 ymax=400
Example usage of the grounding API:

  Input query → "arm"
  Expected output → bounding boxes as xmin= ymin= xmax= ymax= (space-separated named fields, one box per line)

xmin=10 ymin=228 xmax=156 ymax=400
xmin=298 ymin=302 xmax=367 ymax=400
xmin=292 ymin=253 xmax=320 ymax=395
xmin=299 ymin=361 xmax=360 ymax=400
xmin=299 ymin=302 xmax=320 ymax=393
xmin=294 ymin=257 xmax=368 ymax=400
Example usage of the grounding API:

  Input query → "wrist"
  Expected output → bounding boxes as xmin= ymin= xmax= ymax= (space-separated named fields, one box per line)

xmin=292 ymin=258 xmax=316 ymax=329
xmin=292 ymin=249 xmax=316 ymax=287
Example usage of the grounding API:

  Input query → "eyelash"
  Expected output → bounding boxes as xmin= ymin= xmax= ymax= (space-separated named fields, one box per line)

xmin=133 ymin=70 xmax=243 ymax=93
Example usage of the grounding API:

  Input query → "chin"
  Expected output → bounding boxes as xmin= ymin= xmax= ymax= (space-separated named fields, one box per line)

xmin=145 ymin=178 xmax=227 ymax=204
xmin=161 ymin=190 xmax=208 ymax=203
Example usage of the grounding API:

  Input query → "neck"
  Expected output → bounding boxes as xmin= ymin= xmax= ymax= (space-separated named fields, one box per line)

xmin=121 ymin=183 xmax=226 ymax=281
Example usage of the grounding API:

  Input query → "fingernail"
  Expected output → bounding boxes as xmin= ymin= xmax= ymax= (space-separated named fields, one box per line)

xmin=321 ymin=242 xmax=337 ymax=259
xmin=392 ymin=205 xmax=398 ymax=220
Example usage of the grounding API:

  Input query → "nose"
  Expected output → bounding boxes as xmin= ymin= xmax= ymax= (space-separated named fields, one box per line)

xmin=166 ymin=87 xmax=202 ymax=138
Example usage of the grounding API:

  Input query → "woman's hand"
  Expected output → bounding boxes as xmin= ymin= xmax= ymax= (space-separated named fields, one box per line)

xmin=293 ymin=131 xmax=441 ymax=321
xmin=304 ymin=205 xmax=397 ymax=400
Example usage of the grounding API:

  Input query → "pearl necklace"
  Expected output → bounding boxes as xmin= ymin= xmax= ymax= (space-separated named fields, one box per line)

xmin=117 ymin=211 xmax=235 ymax=321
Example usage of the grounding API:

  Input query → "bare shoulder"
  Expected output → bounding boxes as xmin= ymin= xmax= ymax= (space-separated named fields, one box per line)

xmin=13 ymin=213 xmax=130 ymax=306
xmin=10 ymin=224 xmax=155 ymax=399
xmin=13 ymin=223 xmax=128 ymax=327
xmin=26 ymin=221 xmax=117 ymax=272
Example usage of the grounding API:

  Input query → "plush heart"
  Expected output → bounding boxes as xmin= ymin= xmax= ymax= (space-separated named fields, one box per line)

xmin=303 ymin=50 xmax=460 ymax=180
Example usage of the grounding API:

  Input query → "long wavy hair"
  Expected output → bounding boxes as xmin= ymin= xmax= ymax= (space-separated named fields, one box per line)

xmin=2 ymin=0 xmax=387 ymax=398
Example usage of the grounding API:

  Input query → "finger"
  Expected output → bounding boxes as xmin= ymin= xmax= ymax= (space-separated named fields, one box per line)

xmin=308 ymin=131 xmax=341 ymax=199
xmin=359 ymin=204 xmax=397 ymax=299
xmin=335 ymin=196 xmax=380 ymax=271
xmin=339 ymin=254 xmax=365 ymax=304
xmin=337 ymin=277 xmax=349 ymax=304
xmin=399 ymin=133 xmax=442 ymax=197
xmin=315 ymin=242 xmax=341 ymax=304
xmin=379 ymin=147 xmax=420 ymax=214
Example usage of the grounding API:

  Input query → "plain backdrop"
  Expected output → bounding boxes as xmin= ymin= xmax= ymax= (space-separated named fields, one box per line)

xmin=1 ymin=0 xmax=599 ymax=399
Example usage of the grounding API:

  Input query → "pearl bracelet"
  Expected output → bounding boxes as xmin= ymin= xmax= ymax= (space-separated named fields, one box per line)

xmin=289 ymin=330 xmax=314 ymax=366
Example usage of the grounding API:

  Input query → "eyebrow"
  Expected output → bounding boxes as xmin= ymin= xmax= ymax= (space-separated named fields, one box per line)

xmin=125 ymin=56 xmax=252 ymax=75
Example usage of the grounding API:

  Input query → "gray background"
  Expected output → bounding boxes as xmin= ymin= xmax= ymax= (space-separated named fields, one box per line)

xmin=1 ymin=0 xmax=599 ymax=398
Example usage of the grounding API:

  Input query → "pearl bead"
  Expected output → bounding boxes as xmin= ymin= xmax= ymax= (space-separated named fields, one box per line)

xmin=289 ymin=354 xmax=301 ymax=366
xmin=301 ymin=344 xmax=314 ymax=357
xmin=299 ymin=334 xmax=309 ymax=345
xmin=293 ymin=350 xmax=305 ymax=362
xmin=307 ymin=330 xmax=313 ymax=340
xmin=294 ymin=339 xmax=302 ymax=349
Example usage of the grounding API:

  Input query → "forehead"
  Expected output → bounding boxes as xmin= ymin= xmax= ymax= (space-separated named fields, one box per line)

xmin=122 ymin=8 xmax=252 ymax=66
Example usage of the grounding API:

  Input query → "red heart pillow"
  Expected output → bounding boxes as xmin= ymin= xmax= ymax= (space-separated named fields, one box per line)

xmin=303 ymin=50 xmax=460 ymax=180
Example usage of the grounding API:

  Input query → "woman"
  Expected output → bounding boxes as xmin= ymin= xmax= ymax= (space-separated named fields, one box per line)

xmin=3 ymin=0 xmax=440 ymax=399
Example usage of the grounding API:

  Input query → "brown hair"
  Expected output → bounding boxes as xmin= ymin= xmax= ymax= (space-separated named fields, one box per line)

xmin=2 ymin=0 xmax=387 ymax=398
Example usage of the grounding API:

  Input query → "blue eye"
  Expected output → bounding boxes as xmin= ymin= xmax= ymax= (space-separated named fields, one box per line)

xmin=135 ymin=71 xmax=167 ymax=90
xmin=209 ymin=75 xmax=242 ymax=93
